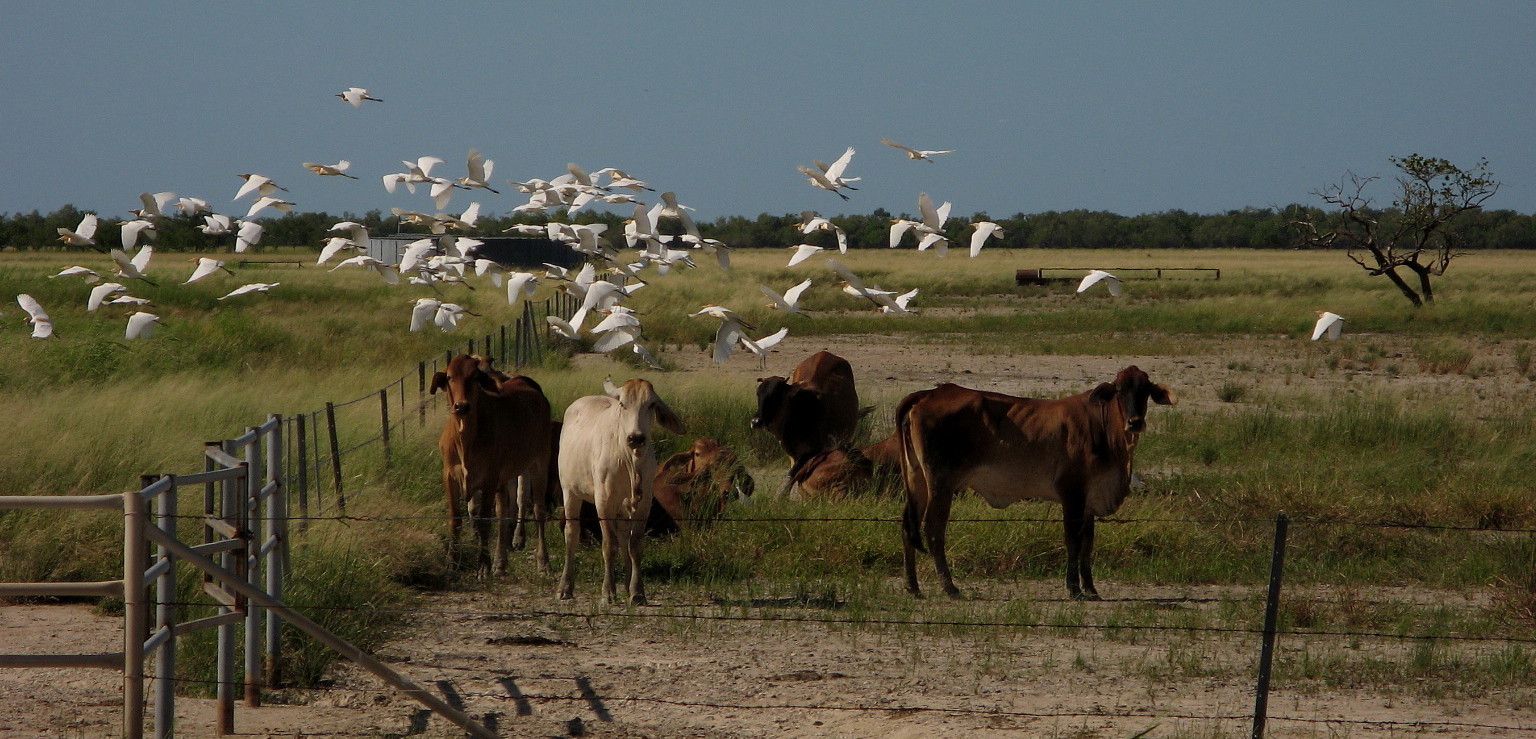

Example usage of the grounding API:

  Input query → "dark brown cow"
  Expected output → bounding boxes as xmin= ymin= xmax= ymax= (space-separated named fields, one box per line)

xmin=751 ymin=351 xmax=862 ymax=489
xmin=431 ymin=354 xmax=553 ymax=575
xmin=792 ymin=432 xmax=902 ymax=499
xmin=896 ymin=366 xmax=1175 ymax=600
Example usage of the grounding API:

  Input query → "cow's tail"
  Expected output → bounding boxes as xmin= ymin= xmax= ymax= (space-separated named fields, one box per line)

xmin=894 ymin=390 xmax=927 ymax=554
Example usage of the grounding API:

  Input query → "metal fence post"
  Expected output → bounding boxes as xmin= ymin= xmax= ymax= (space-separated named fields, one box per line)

xmin=325 ymin=402 xmax=344 ymax=513
xmin=210 ymin=441 xmax=235 ymax=736
xmin=243 ymin=432 xmax=263 ymax=707
xmin=123 ymin=481 xmax=148 ymax=739
xmin=1252 ymin=512 xmax=1289 ymax=739
xmin=152 ymin=474 xmax=176 ymax=739
xmin=264 ymin=416 xmax=285 ymax=689
xmin=379 ymin=389 xmax=391 ymax=467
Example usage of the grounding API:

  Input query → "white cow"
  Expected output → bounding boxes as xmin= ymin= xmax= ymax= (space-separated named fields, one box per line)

xmin=557 ymin=378 xmax=687 ymax=604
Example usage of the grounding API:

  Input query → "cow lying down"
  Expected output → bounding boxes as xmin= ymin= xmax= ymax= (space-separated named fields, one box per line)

xmin=578 ymin=437 xmax=756 ymax=538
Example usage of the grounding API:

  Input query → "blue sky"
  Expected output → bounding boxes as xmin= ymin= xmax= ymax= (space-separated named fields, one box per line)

xmin=3 ymin=2 xmax=1532 ymax=223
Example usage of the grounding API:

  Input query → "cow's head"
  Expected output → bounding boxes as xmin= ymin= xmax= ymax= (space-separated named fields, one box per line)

xmin=430 ymin=354 xmax=501 ymax=418
xmin=1089 ymin=365 xmax=1176 ymax=433
xmin=750 ymin=376 xmax=791 ymax=430
xmin=604 ymin=377 xmax=687 ymax=450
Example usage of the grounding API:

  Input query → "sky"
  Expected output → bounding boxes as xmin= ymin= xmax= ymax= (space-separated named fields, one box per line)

xmin=2 ymin=2 xmax=1533 ymax=224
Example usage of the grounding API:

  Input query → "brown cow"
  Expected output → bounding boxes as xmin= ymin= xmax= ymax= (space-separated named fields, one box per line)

xmin=431 ymin=354 xmax=553 ymax=575
xmin=578 ymin=437 xmax=754 ymax=538
xmin=896 ymin=366 xmax=1175 ymax=600
xmin=792 ymin=432 xmax=902 ymax=499
xmin=751 ymin=351 xmax=862 ymax=490
xmin=650 ymin=438 xmax=756 ymax=533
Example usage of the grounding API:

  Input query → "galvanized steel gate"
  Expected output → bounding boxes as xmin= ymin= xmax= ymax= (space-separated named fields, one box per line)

xmin=0 ymin=416 xmax=493 ymax=738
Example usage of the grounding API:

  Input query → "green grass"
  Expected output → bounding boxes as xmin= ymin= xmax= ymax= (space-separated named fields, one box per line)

xmin=5 ymin=246 xmax=1536 ymax=706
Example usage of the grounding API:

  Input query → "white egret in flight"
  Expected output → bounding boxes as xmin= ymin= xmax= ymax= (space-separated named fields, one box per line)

xmin=1311 ymin=311 xmax=1346 ymax=341
xmin=1076 ymin=270 xmax=1123 ymax=297
xmin=336 ymin=87 xmax=382 ymax=107
xmin=879 ymin=137 xmax=955 ymax=162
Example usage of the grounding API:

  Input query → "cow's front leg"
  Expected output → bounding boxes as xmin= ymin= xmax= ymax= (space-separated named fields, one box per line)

xmin=1062 ymin=500 xmax=1099 ymax=600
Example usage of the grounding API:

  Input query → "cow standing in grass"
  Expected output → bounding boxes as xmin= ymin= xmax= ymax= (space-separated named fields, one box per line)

xmin=558 ymin=378 xmax=687 ymax=604
xmin=896 ymin=366 xmax=1175 ymax=600
xmin=432 ymin=354 xmax=553 ymax=575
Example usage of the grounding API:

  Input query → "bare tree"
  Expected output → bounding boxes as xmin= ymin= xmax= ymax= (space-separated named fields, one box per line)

xmin=1291 ymin=154 xmax=1500 ymax=306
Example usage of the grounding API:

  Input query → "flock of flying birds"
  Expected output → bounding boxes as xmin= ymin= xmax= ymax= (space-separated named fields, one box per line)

xmin=8 ymin=85 xmax=1348 ymax=351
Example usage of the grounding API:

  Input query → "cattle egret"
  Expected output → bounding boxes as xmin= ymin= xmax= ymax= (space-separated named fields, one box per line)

xmin=381 ymin=172 xmax=414 ymax=194
xmin=798 ymin=147 xmax=859 ymax=200
xmin=110 ymin=247 xmax=156 ymax=285
xmin=215 ymin=283 xmax=279 ymax=301
xmin=694 ymin=238 xmax=733 ymax=270
xmin=88 ymin=282 xmax=127 ymax=312
xmin=409 ymin=297 xmax=442 ymax=332
xmin=175 ymin=197 xmax=210 ymax=216
xmin=547 ymin=315 xmax=580 ymax=340
xmin=336 ymin=87 xmax=382 ymax=107
xmin=786 ymin=243 xmax=824 ymax=268
xmin=57 ymin=213 xmax=99 ymax=247
xmin=398 ymin=238 xmax=437 ymax=272
xmin=505 ymin=271 xmax=540 ymax=305
xmin=49 ymin=265 xmax=101 ymax=284
xmin=1076 ymin=270 xmax=1123 ymax=297
xmin=1312 ymin=311 xmax=1346 ymax=341
xmin=799 ymin=211 xmax=848 ymax=253
xmin=107 ymin=295 xmax=152 ymax=306
xmin=746 ymin=327 xmax=789 ymax=356
xmin=235 ymin=220 xmax=264 ymax=252
xmin=330 ymin=255 xmax=401 ymax=285
xmin=458 ymin=149 xmax=498 ymax=192
xmin=16 ymin=294 xmax=54 ymax=338
xmin=303 ymin=160 xmax=359 ymax=179
xmin=881 ymin=288 xmax=920 ymax=314
xmin=199 ymin=213 xmax=234 ymax=236
xmin=914 ymin=192 xmax=953 ymax=249
xmin=649 ymin=192 xmax=700 ymax=238
xmin=125 ymin=311 xmax=161 ymax=340
xmin=244 ymin=196 xmax=294 ymax=219
xmin=234 ymin=173 xmax=287 ymax=201
xmin=118 ymin=219 xmax=156 ymax=251
xmin=317 ymin=236 xmax=361 ymax=265
xmin=185 ymin=258 xmax=234 ymax=284
xmin=589 ymin=311 xmax=664 ymax=370
xmin=760 ymin=278 xmax=813 ymax=313
xmin=131 ymin=191 xmax=177 ymax=219
xmin=434 ymin=303 xmax=478 ymax=332
xmin=879 ymin=137 xmax=955 ymax=162
xmin=889 ymin=219 xmax=920 ymax=248
xmin=968 ymin=221 xmax=1004 ymax=257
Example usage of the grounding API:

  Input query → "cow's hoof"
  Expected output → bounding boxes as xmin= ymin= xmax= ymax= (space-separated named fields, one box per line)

xmin=629 ymin=595 xmax=648 ymax=607
xmin=943 ymin=587 xmax=963 ymax=600
xmin=1072 ymin=591 xmax=1102 ymax=602
xmin=557 ymin=591 xmax=574 ymax=600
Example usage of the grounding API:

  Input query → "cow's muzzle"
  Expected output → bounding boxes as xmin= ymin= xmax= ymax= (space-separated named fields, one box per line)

xmin=748 ymin=416 xmax=763 ymax=429
xmin=453 ymin=402 xmax=471 ymax=416
xmin=1126 ymin=417 xmax=1146 ymax=433
xmin=626 ymin=433 xmax=646 ymax=449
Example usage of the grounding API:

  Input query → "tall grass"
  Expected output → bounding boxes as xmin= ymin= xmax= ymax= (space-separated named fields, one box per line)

xmin=5 ymin=247 xmax=1536 ymax=696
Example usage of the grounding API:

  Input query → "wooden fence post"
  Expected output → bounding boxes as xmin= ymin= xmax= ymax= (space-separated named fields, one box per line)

xmin=379 ymin=388 xmax=391 ymax=467
xmin=294 ymin=415 xmax=309 ymax=529
xmin=325 ymin=403 xmax=344 ymax=513
xmin=1252 ymin=512 xmax=1289 ymax=739
xmin=215 ymin=441 xmax=237 ymax=736
xmin=418 ymin=362 xmax=427 ymax=426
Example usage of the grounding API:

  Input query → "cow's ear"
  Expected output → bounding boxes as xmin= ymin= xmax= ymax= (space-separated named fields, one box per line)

xmin=1089 ymin=382 xmax=1116 ymax=405
xmin=653 ymin=398 xmax=688 ymax=435
xmin=429 ymin=371 xmax=448 ymax=395
xmin=475 ymin=371 xmax=500 ymax=394
xmin=1150 ymin=384 xmax=1177 ymax=406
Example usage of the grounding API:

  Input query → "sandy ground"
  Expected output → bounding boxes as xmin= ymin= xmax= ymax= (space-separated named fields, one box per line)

xmin=4 ymin=333 xmax=1534 ymax=737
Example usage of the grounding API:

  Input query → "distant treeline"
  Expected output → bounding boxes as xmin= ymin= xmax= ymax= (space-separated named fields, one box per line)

xmin=5 ymin=204 xmax=1536 ymax=251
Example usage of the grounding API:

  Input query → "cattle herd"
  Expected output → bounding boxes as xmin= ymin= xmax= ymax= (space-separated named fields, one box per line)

xmin=432 ymin=349 xmax=1174 ymax=603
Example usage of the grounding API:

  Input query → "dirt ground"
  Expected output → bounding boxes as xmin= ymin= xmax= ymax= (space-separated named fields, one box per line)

xmin=4 ymin=333 xmax=1534 ymax=737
